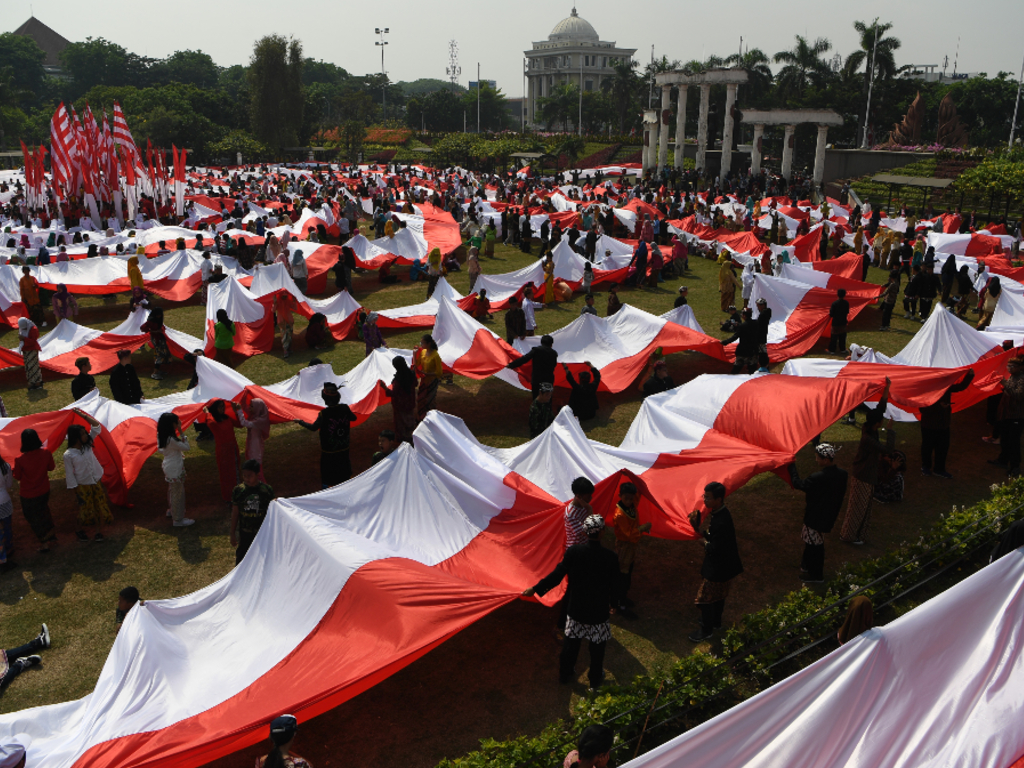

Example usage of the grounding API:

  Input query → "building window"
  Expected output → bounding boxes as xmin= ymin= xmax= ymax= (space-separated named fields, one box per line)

xmin=602 ymin=57 xmax=608 ymax=68
xmin=585 ymin=80 xmax=594 ymax=91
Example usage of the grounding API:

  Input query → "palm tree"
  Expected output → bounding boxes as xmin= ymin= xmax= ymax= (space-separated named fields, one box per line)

xmin=724 ymin=48 xmax=773 ymax=106
xmin=538 ymin=83 xmax=579 ymax=132
xmin=601 ymin=59 xmax=641 ymax=133
xmin=848 ymin=19 xmax=902 ymax=92
xmin=773 ymin=36 xmax=834 ymax=100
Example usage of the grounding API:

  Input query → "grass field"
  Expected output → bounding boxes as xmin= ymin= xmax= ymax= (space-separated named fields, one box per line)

xmin=0 ymin=226 xmax=1009 ymax=768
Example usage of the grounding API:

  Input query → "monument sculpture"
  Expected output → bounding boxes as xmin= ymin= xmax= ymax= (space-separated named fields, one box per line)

xmin=888 ymin=91 xmax=924 ymax=146
xmin=935 ymin=93 xmax=969 ymax=147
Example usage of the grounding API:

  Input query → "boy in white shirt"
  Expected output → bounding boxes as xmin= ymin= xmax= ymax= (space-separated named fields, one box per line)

xmin=63 ymin=408 xmax=113 ymax=542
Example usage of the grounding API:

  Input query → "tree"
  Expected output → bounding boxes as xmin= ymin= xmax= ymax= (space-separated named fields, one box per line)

xmin=248 ymin=35 xmax=304 ymax=150
xmin=150 ymin=50 xmax=220 ymax=89
xmin=406 ymin=88 xmax=464 ymax=132
xmin=59 ymin=37 xmax=153 ymax=98
xmin=538 ymin=83 xmax=579 ymax=132
xmin=848 ymin=20 xmax=902 ymax=94
xmin=580 ymin=91 xmax=611 ymax=134
xmin=207 ymin=130 xmax=269 ymax=162
xmin=724 ymin=48 xmax=773 ymax=108
xmin=460 ymin=83 xmax=511 ymax=132
xmin=303 ymin=59 xmax=350 ymax=87
xmin=0 ymin=33 xmax=45 ymax=103
xmin=602 ymin=59 xmax=641 ymax=133
xmin=552 ymin=135 xmax=585 ymax=172
xmin=398 ymin=78 xmax=465 ymax=98
xmin=773 ymin=36 xmax=834 ymax=101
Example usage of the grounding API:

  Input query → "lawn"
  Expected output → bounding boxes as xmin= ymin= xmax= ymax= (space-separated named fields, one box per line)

xmin=0 ymin=227 xmax=1008 ymax=768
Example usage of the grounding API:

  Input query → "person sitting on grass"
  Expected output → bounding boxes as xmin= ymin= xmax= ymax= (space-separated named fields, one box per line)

xmin=471 ymin=289 xmax=491 ymax=322
xmin=231 ymin=459 xmax=275 ymax=566
xmin=0 ymin=624 xmax=50 ymax=692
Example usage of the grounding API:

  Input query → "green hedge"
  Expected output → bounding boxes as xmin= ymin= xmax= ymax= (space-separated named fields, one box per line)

xmin=438 ymin=479 xmax=1024 ymax=768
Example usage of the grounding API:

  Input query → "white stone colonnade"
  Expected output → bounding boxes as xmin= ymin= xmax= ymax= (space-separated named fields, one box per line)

xmin=740 ymin=109 xmax=844 ymax=187
xmin=647 ymin=68 xmax=749 ymax=182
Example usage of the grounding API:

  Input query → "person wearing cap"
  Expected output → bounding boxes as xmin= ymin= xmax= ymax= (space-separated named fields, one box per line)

xmin=115 ymin=586 xmax=143 ymax=635
xmin=1 ymin=623 xmax=50 ymax=692
xmin=0 ymin=741 xmax=26 ymax=768
xmin=787 ymin=444 xmax=848 ymax=583
xmin=258 ymin=714 xmax=313 ymax=768
xmin=673 ymin=286 xmax=688 ymax=308
xmin=508 ymin=334 xmax=559 ymax=399
xmin=529 ymin=383 xmax=556 ymax=438
xmin=522 ymin=514 xmax=620 ymax=689
xmin=295 ymin=383 xmax=356 ymax=489
xmin=840 ymin=377 xmax=894 ymax=544
xmin=687 ymin=482 xmax=742 ymax=641
xmin=639 ymin=358 xmax=674 ymax=397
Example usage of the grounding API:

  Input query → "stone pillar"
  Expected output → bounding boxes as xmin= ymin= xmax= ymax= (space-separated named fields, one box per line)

xmin=718 ymin=82 xmax=738 ymax=182
xmin=657 ymin=85 xmax=671 ymax=174
xmin=751 ymin=123 xmax=765 ymax=175
xmin=527 ymin=76 xmax=535 ymax=126
xmin=695 ymin=83 xmax=711 ymax=171
xmin=673 ymin=85 xmax=688 ymax=169
xmin=812 ymin=124 xmax=829 ymax=187
xmin=781 ymin=124 xmax=797 ymax=181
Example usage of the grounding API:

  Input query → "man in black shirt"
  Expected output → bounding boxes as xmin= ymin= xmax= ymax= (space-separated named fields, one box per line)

xmin=522 ymin=514 xmax=619 ymax=688
xmin=755 ymin=297 xmax=772 ymax=372
xmin=827 ymin=289 xmax=850 ymax=355
xmin=641 ymin=359 xmax=674 ymax=396
xmin=673 ymin=286 xmax=689 ymax=308
xmin=507 ymin=334 xmax=558 ymax=398
xmin=295 ymin=383 xmax=357 ymax=489
xmin=920 ymin=369 xmax=974 ymax=478
xmin=788 ymin=444 xmax=848 ymax=583
xmin=723 ymin=308 xmax=759 ymax=375
xmin=563 ymin=362 xmax=601 ymax=421
xmin=504 ymin=296 xmax=527 ymax=343
xmin=109 ymin=349 xmax=143 ymax=405
xmin=231 ymin=459 xmax=275 ymax=565
xmin=688 ymin=482 xmax=743 ymax=641
xmin=71 ymin=356 xmax=96 ymax=401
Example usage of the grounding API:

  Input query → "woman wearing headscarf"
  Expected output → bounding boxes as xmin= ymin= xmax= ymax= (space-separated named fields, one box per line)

xmin=383 ymin=356 xmax=418 ymax=443
xmin=290 ymin=249 xmax=308 ymax=295
xmin=542 ymin=253 xmax=556 ymax=303
xmin=413 ymin=334 xmax=443 ymax=421
xmin=202 ymin=400 xmax=240 ymax=504
xmin=837 ymin=596 xmax=874 ymax=644
xmin=140 ymin=307 xmax=171 ymax=380
xmin=362 ymin=312 xmax=386 ymax=357
xmin=304 ymin=312 xmax=330 ymax=350
xmin=127 ymin=256 xmax=144 ymax=291
xmin=426 ymin=248 xmax=443 ymax=299
xmin=977 ymin=276 xmax=1001 ymax=331
xmin=50 ymin=285 xmax=78 ymax=322
xmin=384 ymin=219 xmax=395 ymax=239
xmin=18 ymin=318 xmax=43 ymax=390
xmin=233 ymin=398 xmax=270 ymax=480
xmin=128 ymin=287 xmax=150 ymax=314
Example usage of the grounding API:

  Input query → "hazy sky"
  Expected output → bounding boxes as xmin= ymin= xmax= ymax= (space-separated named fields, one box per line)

xmin=8 ymin=1 xmax=1023 ymax=97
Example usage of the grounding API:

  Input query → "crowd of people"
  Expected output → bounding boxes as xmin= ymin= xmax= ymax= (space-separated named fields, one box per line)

xmin=2 ymin=158 xmax=1024 ymax=768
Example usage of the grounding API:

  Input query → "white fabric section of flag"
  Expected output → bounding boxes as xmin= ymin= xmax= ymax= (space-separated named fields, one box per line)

xmin=747 ymin=274 xmax=814 ymax=345
xmin=376 ymin=277 xmax=464 ymax=323
xmin=433 ymin=296 xmax=504 ymax=364
xmin=890 ymin=303 xmax=999 ymax=367
xmin=261 ymin=351 xmax=413 ymax=408
xmin=620 ymin=550 xmax=1024 ymax=768
xmin=248 ymin=263 xmax=361 ymax=326
xmin=620 ymin=374 xmax=751 ymax=454
xmin=205 ymin=275 xmax=266 ymax=324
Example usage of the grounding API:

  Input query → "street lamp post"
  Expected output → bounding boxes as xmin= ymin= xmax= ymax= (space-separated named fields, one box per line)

xmin=1010 ymin=48 xmax=1024 ymax=148
xmin=375 ymin=27 xmax=389 ymax=121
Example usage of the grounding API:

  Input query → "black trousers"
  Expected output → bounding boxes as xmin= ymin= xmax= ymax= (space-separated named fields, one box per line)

xmin=1 ymin=640 xmax=40 ymax=688
xmin=426 ymin=275 xmax=440 ymax=299
xmin=827 ymin=331 xmax=847 ymax=353
xmin=321 ymin=450 xmax=352 ymax=489
xmin=235 ymin=530 xmax=257 ymax=565
xmin=903 ymin=295 xmax=918 ymax=314
xmin=918 ymin=299 xmax=933 ymax=319
xmin=801 ymin=543 xmax=825 ymax=581
xmin=920 ymin=426 xmax=951 ymax=473
xmin=560 ymin=636 xmax=606 ymax=687
xmin=1003 ymin=419 xmax=1024 ymax=473
xmin=881 ymin=302 xmax=895 ymax=327
xmin=698 ymin=600 xmax=725 ymax=629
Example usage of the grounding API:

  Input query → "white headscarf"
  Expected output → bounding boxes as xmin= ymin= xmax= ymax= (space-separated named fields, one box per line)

xmin=17 ymin=317 xmax=35 ymax=338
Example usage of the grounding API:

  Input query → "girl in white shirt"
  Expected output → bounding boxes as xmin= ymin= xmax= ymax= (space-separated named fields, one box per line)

xmin=63 ymin=409 xmax=113 ymax=542
xmin=158 ymin=413 xmax=194 ymax=528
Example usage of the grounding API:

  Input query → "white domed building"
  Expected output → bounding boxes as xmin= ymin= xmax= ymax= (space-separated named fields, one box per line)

xmin=524 ymin=8 xmax=636 ymax=128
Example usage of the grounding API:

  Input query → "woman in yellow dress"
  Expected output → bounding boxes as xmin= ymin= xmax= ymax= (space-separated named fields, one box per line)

xmin=542 ymin=253 xmax=556 ymax=303
xmin=413 ymin=334 xmax=443 ymax=420
xmin=127 ymin=256 xmax=144 ymax=291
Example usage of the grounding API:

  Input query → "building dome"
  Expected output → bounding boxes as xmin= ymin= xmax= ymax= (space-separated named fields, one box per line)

xmin=548 ymin=8 xmax=599 ymax=43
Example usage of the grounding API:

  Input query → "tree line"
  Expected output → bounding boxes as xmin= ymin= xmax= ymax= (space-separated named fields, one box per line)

xmin=0 ymin=20 xmax=1020 ymax=163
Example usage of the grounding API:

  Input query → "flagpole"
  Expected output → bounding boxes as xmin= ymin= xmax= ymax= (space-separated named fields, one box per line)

xmin=1010 ymin=48 xmax=1024 ymax=148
